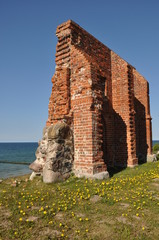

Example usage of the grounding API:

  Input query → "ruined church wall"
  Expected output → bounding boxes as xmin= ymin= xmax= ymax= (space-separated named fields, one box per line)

xmin=46 ymin=20 xmax=152 ymax=176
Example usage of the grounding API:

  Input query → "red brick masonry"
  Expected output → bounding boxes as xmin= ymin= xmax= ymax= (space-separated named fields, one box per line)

xmin=46 ymin=20 xmax=152 ymax=176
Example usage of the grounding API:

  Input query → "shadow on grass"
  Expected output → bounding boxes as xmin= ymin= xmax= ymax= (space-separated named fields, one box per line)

xmin=108 ymin=166 xmax=127 ymax=178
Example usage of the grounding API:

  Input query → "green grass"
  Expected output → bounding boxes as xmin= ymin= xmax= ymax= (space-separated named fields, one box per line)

xmin=0 ymin=162 xmax=159 ymax=240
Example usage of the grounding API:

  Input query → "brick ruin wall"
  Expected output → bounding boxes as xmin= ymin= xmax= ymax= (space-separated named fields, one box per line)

xmin=46 ymin=20 xmax=152 ymax=176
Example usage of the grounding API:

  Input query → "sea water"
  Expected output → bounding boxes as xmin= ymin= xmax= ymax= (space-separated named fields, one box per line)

xmin=0 ymin=142 xmax=38 ymax=179
xmin=152 ymin=140 xmax=159 ymax=145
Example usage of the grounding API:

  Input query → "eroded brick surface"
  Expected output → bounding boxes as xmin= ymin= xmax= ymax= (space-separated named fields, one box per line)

xmin=46 ymin=20 xmax=152 ymax=176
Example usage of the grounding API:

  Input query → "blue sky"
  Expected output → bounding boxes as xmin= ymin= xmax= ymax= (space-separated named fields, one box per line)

xmin=0 ymin=0 xmax=159 ymax=141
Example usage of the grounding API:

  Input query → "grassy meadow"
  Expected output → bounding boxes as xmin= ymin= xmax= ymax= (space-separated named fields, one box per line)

xmin=0 ymin=161 xmax=159 ymax=240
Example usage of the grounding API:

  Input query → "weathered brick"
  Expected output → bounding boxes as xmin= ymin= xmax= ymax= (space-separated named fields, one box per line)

xmin=46 ymin=20 xmax=152 ymax=176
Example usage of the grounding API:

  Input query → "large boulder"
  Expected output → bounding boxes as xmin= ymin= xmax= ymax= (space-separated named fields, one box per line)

xmin=48 ymin=122 xmax=70 ymax=140
xmin=29 ymin=160 xmax=43 ymax=172
xmin=43 ymin=169 xmax=61 ymax=183
xmin=147 ymin=154 xmax=157 ymax=162
xmin=29 ymin=122 xmax=73 ymax=183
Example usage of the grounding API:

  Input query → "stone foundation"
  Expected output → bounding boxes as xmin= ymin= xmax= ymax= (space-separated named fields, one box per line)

xmin=29 ymin=122 xmax=73 ymax=183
